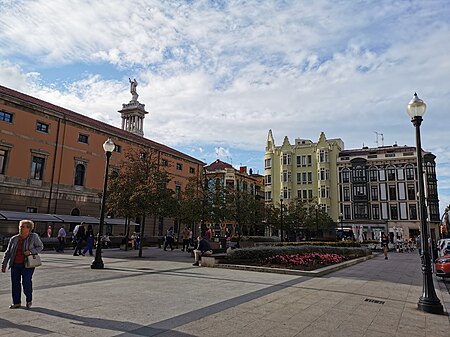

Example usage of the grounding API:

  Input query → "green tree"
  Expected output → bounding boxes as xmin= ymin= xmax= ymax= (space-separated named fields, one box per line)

xmin=107 ymin=147 xmax=174 ymax=257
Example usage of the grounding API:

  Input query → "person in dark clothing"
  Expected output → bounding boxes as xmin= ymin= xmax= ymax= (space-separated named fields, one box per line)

xmin=192 ymin=235 xmax=213 ymax=266
xmin=381 ymin=233 xmax=389 ymax=260
xmin=73 ymin=222 xmax=86 ymax=256
xmin=82 ymin=224 xmax=95 ymax=256
xmin=164 ymin=227 xmax=174 ymax=251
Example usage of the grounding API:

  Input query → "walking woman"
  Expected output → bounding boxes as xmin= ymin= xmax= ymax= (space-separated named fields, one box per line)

xmin=381 ymin=233 xmax=389 ymax=260
xmin=1 ymin=220 xmax=44 ymax=309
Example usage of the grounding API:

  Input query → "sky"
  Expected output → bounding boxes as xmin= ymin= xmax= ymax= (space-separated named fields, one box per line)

xmin=1 ymin=0 xmax=450 ymax=211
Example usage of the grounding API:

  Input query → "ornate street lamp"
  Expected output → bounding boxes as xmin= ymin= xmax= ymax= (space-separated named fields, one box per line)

xmin=280 ymin=194 xmax=284 ymax=243
xmin=91 ymin=138 xmax=115 ymax=269
xmin=406 ymin=93 xmax=443 ymax=314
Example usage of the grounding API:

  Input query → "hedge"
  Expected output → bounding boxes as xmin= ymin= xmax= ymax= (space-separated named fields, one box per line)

xmin=226 ymin=245 xmax=371 ymax=262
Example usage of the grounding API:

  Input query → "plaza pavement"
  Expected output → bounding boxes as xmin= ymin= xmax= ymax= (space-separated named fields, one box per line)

xmin=0 ymin=247 xmax=449 ymax=337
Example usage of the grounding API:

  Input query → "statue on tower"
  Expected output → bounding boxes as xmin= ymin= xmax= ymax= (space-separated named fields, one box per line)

xmin=129 ymin=78 xmax=138 ymax=102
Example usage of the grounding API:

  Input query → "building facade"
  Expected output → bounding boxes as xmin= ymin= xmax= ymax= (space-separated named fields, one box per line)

xmin=337 ymin=145 xmax=440 ymax=241
xmin=0 ymin=85 xmax=204 ymax=236
xmin=203 ymin=159 xmax=265 ymax=236
xmin=264 ymin=130 xmax=344 ymax=220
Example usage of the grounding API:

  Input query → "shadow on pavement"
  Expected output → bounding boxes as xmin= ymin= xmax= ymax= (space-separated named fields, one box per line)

xmin=0 ymin=317 xmax=52 ymax=334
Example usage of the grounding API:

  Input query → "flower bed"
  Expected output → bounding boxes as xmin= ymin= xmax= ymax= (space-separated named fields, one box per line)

xmin=225 ymin=245 xmax=370 ymax=271
xmin=263 ymin=252 xmax=347 ymax=270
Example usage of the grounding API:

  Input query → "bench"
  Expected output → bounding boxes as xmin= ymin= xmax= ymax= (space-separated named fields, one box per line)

xmin=201 ymin=253 xmax=227 ymax=267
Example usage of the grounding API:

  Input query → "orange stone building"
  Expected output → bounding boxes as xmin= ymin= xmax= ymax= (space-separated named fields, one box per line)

xmin=0 ymin=85 xmax=204 ymax=236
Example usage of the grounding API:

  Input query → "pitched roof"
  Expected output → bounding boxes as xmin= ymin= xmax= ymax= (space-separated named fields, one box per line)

xmin=0 ymin=85 xmax=204 ymax=165
xmin=205 ymin=159 xmax=234 ymax=171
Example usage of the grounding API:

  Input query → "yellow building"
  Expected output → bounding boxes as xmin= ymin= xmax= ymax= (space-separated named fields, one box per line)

xmin=264 ymin=130 xmax=343 ymax=221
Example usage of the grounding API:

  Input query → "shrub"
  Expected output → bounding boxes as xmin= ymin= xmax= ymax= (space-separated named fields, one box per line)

xmin=269 ymin=241 xmax=361 ymax=248
xmin=226 ymin=245 xmax=371 ymax=262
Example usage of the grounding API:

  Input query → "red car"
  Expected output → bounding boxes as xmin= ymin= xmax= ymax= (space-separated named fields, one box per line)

xmin=435 ymin=254 xmax=450 ymax=277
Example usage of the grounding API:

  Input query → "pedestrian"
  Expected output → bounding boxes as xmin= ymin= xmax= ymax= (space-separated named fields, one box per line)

xmin=56 ymin=224 xmax=67 ymax=253
xmin=181 ymin=227 xmax=190 ymax=251
xmin=192 ymin=234 xmax=213 ymax=266
xmin=164 ymin=227 xmax=174 ymax=251
xmin=45 ymin=225 xmax=52 ymax=238
xmin=135 ymin=233 xmax=141 ymax=250
xmin=381 ymin=233 xmax=389 ymax=260
xmin=82 ymin=224 xmax=95 ymax=256
xmin=188 ymin=228 xmax=193 ymax=247
xmin=73 ymin=222 xmax=86 ymax=256
xmin=1 ymin=219 xmax=44 ymax=309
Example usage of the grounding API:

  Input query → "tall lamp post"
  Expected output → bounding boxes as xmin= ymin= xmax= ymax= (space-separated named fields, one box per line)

xmin=406 ymin=93 xmax=443 ymax=314
xmin=315 ymin=204 xmax=319 ymax=239
xmin=91 ymin=138 xmax=115 ymax=269
xmin=280 ymin=194 xmax=284 ymax=243
xmin=339 ymin=213 xmax=343 ymax=240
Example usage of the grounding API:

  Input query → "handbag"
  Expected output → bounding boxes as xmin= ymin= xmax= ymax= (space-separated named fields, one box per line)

xmin=24 ymin=237 xmax=42 ymax=268
xmin=25 ymin=254 xmax=42 ymax=268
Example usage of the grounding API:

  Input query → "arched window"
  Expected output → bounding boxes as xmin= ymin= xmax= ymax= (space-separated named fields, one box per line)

xmin=74 ymin=164 xmax=85 ymax=186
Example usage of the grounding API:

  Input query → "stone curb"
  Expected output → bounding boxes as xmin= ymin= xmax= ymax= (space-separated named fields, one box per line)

xmin=215 ymin=252 xmax=380 ymax=277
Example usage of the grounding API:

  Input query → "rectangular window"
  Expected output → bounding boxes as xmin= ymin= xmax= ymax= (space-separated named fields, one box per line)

xmin=114 ymin=144 xmax=122 ymax=153
xmin=282 ymin=153 xmax=291 ymax=165
xmin=354 ymin=203 xmax=369 ymax=219
xmin=0 ymin=110 xmax=13 ymax=123
xmin=406 ymin=166 xmax=415 ymax=180
xmin=369 ymin=169 xmax=377 ymax=182
xmin=390 ymin=204 xmax=398 ymax=220
xmin=397 ymin=168 xmax=404 ymax=180
xmin=302 ymin=155 xmax=307 ymax=167
xmin=36 ymin=121 xmax=49 ymax=133
xmin=302 ymin=172 xmax=307 ymax=184
xmin=409 ymin=204 xmax=417 ymax=220
xmin=407 ymin=184 xmax=415 ymax=200
xmin=372 ymin=205 xmax=380 ymax=220
xmin=308 ymin=189 xmax=313 ymax=200
xmin=379 ymin=169 xmax=386 ymax=181
xmin=297 ymin=172 xmax=301 ymax=184
xmin=380 ymin=184 xmax=387 ymax=200
xmin=296 ymin=156 xmax=301 ymax=167
xmin=381 ymin=203 xmax=388 ymax=219
xmin=78 ymin=134 xmax=89 ymax=144
xmin=176 ymin=163 xmax=183 ymax=170
xmin=303 ymin=190 xmax=307 ymax=199
xmin=387 ymin=168 xmax=396 ymax=181
xmin=162 ymin=159 xmax=169 ymax=167
xmin=307 ymin=155 xmax=312 ymax=166
xmin=400 ymin=203 xmax=407 ymax=220
xmin=388 ymin=185 xmax=397 ymax=200
xmin=265 ymin=175 xmax=272 ymax=185
xmin=398 ymin=182 xmax=406 ymax=200
xmin=343 ymin=187 xmax=350 ymax=201
xmin=307 ymin=172 xmax=312 ymax=184
xmin=0 ymin=149 xmax=7 ymax=174
xmin=31 ymin=156 xmax=45 ymax=180
xmin=265 ymin=158 xmax=271 ymax=168
xmin=342 ymin=170 xmax=350 ymax=183
xmin=344 ymin=205 xmax=351 ymax=219
xmin=371 ymin=186 xmax=378 ymax=201
xmin=265 ymin=191 xmax=272 ymax=201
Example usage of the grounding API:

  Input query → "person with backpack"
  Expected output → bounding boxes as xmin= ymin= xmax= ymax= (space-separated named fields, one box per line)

xmin=73 ymin=222 xmax=86 ymax=256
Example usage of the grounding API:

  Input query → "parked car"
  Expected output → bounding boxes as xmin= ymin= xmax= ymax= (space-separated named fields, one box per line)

xmin=435 ymin=254 xmax=450 ymax=278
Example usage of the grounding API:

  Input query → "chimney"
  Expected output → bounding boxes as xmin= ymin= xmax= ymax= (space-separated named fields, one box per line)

xmin=239 ymin=166 xmax=247 ymax=174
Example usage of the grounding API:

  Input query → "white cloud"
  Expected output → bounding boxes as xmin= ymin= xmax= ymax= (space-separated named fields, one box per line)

xmin=1 ymin=0 xmax=450 ymax=209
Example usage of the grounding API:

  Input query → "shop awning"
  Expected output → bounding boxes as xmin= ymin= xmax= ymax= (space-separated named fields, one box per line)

xmin=0 ymin=211 xmax=62 ymax=222
xmin=53 ymin=215 xmax=100 ymax=224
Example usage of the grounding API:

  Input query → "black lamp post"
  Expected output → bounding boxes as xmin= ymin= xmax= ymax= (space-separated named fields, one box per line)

xmin=91 ymin=138 xmax=115 ymax=269
xmin=315 ymin=204 xmax=319 ymax=239
xmin=280 ymin=194 xmax=284 ymax=243
xmin=406 ymin=93 xmax=443 ymax=314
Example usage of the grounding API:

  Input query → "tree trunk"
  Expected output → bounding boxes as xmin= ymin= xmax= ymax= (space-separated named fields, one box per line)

xmin=138 ymin=213 xmax=146 ymax=258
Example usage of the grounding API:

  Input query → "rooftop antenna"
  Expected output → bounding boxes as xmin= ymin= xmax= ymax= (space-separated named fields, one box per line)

xmin=374 ymin=132 xmax=385 ymax=147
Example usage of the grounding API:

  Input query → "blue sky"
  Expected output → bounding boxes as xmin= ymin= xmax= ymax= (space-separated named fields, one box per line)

xmin=1 ymin=0 xmax=450 ymax=211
